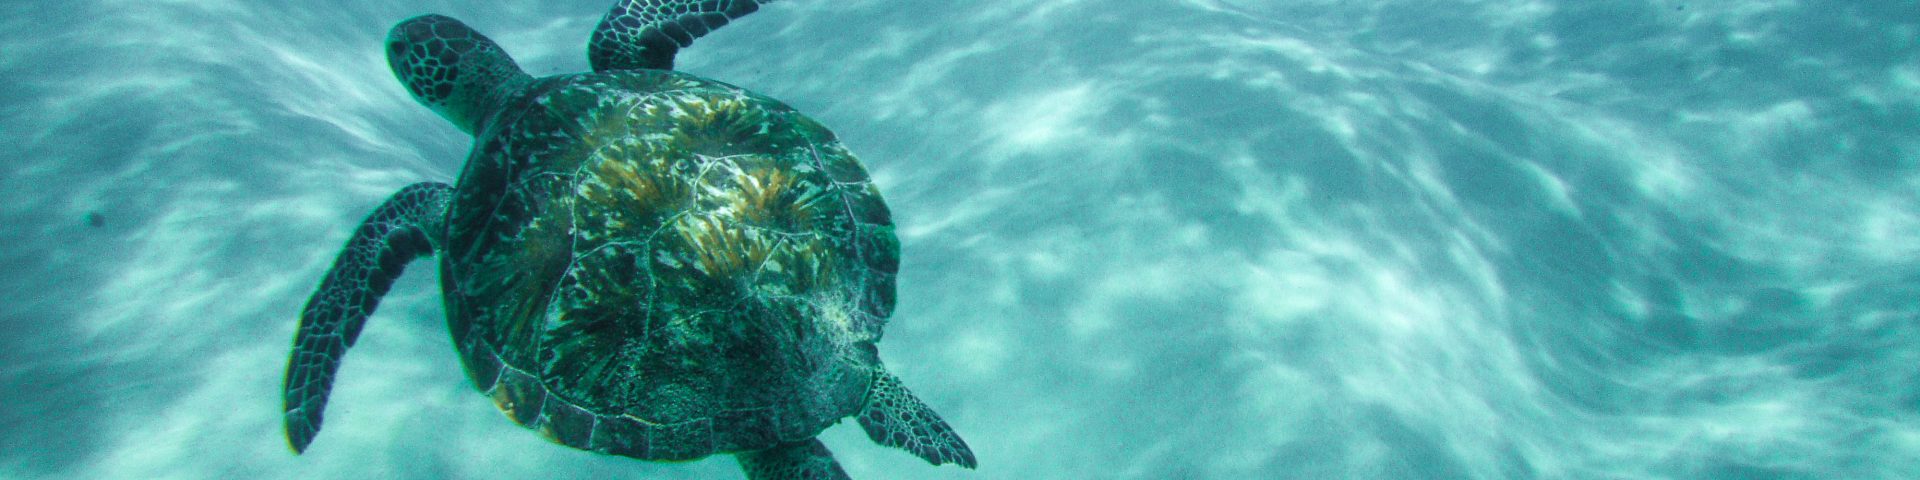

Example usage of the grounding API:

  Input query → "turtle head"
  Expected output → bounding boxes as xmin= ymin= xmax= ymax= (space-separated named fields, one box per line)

xmin=386 ymin=15 xmax=531 ymax=135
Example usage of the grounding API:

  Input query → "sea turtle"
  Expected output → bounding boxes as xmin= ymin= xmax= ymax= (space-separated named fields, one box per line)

xmin=280 ymin=1 xmax=976 ymax=478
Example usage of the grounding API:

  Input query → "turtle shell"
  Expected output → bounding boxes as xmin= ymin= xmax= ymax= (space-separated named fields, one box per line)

xmin=435 ymin=70 xmax=899 ymax=460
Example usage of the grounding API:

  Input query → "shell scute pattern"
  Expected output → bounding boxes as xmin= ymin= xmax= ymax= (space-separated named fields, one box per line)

xmin=451 ymin=121 xmax=560 ymax=360
xmin=660 ymin=92 xmax=781 ymax=158
xmin=447 ymin=167 xmax=576 ymax=370
xmin=724 ymin=157 xmax=839 ymax=235
xmin=538 ymin=397 xmax=598 ymax=447
xmin=580 ymin=142 xmax=701 ymax=246
xmin=537 ymin=241 xmax=655 ymax=412
xmin=443 ymin=72 xmax=890 ymax=455
xmin=649 ymin=416 xmax=717 ymax=460
xmin=589 ymin=413 xmax=651 ymax=456
xmin=840 ymin=181 xmax=891 ymax=227
xmin=287 ymin=6 xmax=977 ymax=475
xmin=492 ymin=367 xmax=549 ymax=425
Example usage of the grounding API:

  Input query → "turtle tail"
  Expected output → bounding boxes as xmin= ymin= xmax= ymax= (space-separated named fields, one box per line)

xmin=283 ymin=182 xmax=452 ymax=453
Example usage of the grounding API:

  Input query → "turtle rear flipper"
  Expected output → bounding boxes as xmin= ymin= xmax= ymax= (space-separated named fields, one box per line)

xmin=856 ymin=371 xmax=977 ymax=468
xmin=589 ymin=0 xmax=775 ymax=72
xmin=736 ymin=438 xmax=851 ymax=480
xmin=283 ymin=182 xmax=452 ymax=453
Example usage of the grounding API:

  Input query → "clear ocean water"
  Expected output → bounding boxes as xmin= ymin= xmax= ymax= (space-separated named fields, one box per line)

xmin=3 ymin=0 xmax=1918 ymax=478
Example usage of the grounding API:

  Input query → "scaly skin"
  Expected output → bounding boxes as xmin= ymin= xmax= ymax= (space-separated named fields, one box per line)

xmin=283 ymin=3 xmax=974 ymax=478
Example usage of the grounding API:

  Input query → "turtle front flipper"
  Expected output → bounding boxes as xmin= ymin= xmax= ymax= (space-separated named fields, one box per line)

xmin=856 ymin=371 xmax=978 ymax=469
xmin=589 ymin=0 xmax=776 ymax=72
xmin=283 ymin=182 xmax=452 ymax=453
xmin=735 ymin=438 xmax=852 ymax=480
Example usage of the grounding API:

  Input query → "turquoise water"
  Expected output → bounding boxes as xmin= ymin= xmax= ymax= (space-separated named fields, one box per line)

xmin=3 ymin=0 xmax=1918 ymax=478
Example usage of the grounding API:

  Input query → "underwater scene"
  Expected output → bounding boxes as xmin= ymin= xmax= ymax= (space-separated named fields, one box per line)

xmin=2 ymin=0 xmax=1917 ymax=478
